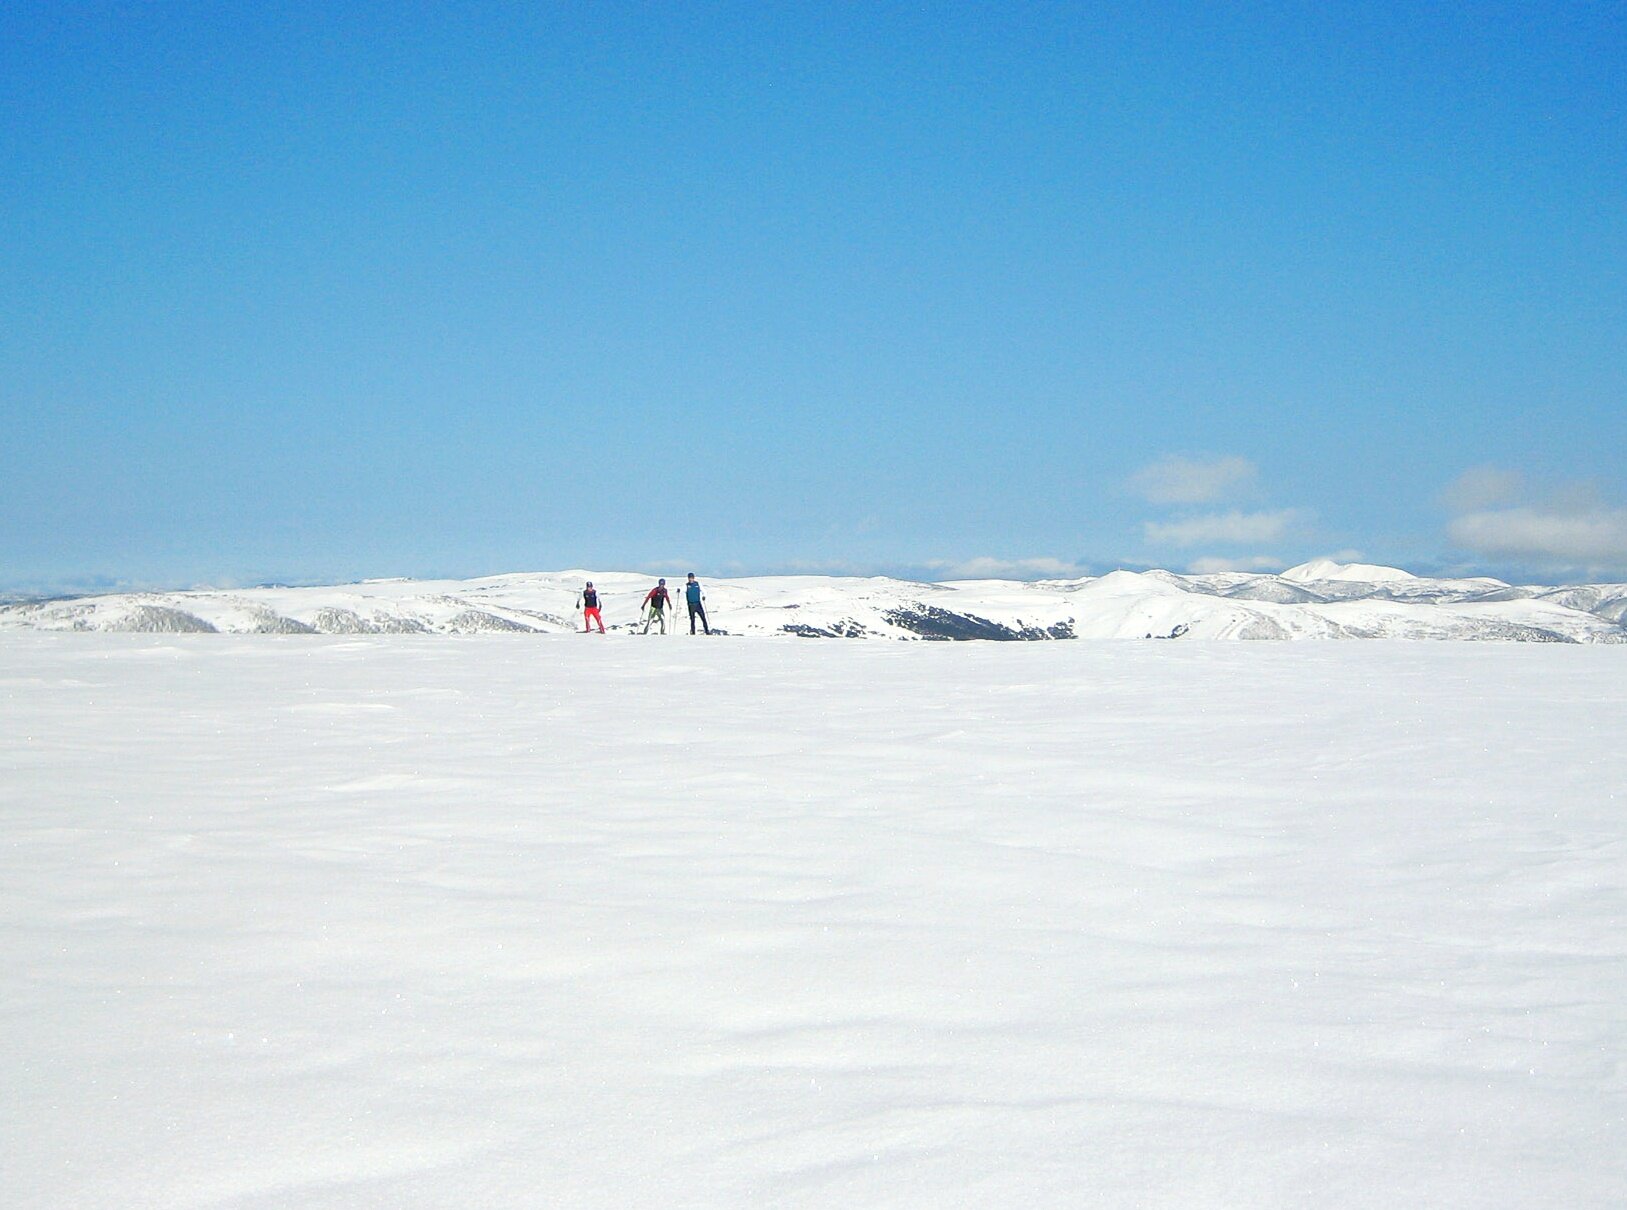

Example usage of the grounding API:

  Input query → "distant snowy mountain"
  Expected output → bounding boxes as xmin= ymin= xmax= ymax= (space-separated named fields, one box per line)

xmin=5 ymin=566 xmax=1626 ymax=642
xmin=1279 ymin=558 xmax=1418 ymax=583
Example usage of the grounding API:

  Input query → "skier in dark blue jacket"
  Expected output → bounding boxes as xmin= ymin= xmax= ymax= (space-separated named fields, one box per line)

xmin=684 ymin=572 xmax=711 ymax=635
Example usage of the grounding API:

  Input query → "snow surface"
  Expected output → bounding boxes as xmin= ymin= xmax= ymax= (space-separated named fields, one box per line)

xmin=4 ymin=634 xmax=1626 ymax=1208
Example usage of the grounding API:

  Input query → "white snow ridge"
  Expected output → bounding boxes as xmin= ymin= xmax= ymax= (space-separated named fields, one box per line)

xmin=1278 ymin=557 xmax=1418 ymax=583
xmin=3 ymin=564 xmax=1626 ymax=642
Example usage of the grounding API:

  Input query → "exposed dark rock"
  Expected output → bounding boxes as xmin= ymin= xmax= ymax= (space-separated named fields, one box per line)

xmin=881 ymin=606 xmax=1073 ymax=641
xmin=446 ymin=610 xmax=537 ymax=633
xmin=1223 ymin=581 xmax=1327 ymax=605
xmin=783 ymin=621 xmax=869 ymax=638
xmin=119 ymin=606 xmax=217 ymax=633
xmin=246 ymin=610 xmax=317 ymax=634
xmin=309 ymin=608 xmax=431 ymax=634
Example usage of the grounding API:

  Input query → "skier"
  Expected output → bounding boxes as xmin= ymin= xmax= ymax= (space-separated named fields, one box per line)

xmin=641 ymin=578 xmax=673 ymax=634
xmin=576 ymin=581 xmax=605 ymax=633
xmin=684 ymin=572 xmax=710 ymax=635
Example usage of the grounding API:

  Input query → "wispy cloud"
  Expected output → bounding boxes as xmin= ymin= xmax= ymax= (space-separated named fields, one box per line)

xmin=1128 ymin=455 xmax=1257 ymax=505
xmin=1449 ymin=507 xmax=1627 ymax=567
xmin=712 ymin=556 xmax=1092 ymax=582
xmin=1443 ymin=468 xmax=1627 ymax=572
xmin=1186 ymin=555 xmax=1283 ymax=574
xmin=927 ymin=556 xmax=1087 ymax=580
xmin=1144 ymin=510 xmax=1298 ymax=547
xmin=1441 ymin=466 xmax=1524 ymax=512
xmin=743 ymin=558 xmax=884 ymax=577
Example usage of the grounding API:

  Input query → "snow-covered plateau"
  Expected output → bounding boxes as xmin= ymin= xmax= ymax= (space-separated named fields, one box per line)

xmin=4 ymin=559 xmax=1627 ymax=642
xmin=3 ymin=633 xmax=1624 ymax=1208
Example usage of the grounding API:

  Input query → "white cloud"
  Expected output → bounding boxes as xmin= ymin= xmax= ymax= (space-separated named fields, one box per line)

xmin=1144 ymin=510 xmax=1298 ymax=547
xmin=1128 ymin=455 xmax=1257 ymax=505
xmin=767 ymin=558 xmax=883 ymax=575
xmin=1448 ymin=507 xmax=1627 ymax=567
xmin=928 ymin=556 xmax=1085 ymax=580
xmin=1442 ymin=466 xmax=1524 ymax=512
xmin=1440 ymin=468 xmax=1627 ymax=572
xmin=1186 ymin=555 xmax=1284 ymax=574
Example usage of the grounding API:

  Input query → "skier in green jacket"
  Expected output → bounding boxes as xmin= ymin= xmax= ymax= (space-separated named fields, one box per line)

xmin=641 ymin=579 xmax=672 ymax=634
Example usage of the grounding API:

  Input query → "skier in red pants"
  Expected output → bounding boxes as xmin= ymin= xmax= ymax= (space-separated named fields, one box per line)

xmin=577 ymin=582 xmax=606 ymax=633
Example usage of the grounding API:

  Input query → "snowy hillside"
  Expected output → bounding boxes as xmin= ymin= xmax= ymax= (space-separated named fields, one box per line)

xmin=4 ymin=634 xmax=1625 ymax=1207
xmin=1278 ymin=557 xmax=1419 ymax=583
xmin=4 ymin=563 xmax=1627 ymax=642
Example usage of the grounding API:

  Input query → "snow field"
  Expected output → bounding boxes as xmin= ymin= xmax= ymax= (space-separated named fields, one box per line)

xmin=2 ymin=634 xmax=1625 ymax=1208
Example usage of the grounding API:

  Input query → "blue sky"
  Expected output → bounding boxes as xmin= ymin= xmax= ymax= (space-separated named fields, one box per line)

xmin=3 ymin=2 xmax=1624 ymax=592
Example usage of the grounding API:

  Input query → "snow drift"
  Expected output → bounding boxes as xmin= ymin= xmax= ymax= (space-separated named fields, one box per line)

xmin=3 ymin=634 xmax=1624 ymax=1207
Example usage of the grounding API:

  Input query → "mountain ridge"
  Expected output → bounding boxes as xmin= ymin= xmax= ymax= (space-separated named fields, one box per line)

xmin=4 ymin=566 xmax=1626 ymax=643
